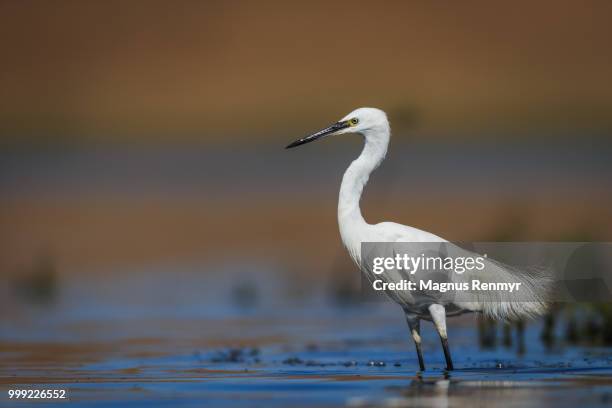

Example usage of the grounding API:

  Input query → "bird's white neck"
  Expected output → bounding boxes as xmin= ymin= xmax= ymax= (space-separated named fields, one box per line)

xmin=338 ymin=127 xmax=389 ymax=251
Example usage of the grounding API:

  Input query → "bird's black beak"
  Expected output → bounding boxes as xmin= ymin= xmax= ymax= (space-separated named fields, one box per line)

xmin=285 ymin=121 xmax=350 ymax=149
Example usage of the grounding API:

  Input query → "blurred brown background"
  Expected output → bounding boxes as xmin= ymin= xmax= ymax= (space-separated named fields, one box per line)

xmin=2 ymin=0 xmax=612 ymax=139
xmin=1 ymin=0 xmax=611 ymax=284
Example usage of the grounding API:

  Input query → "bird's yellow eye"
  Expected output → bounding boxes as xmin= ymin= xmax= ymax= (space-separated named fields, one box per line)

xmin=349 ymin=118 xmax=359 ymax=126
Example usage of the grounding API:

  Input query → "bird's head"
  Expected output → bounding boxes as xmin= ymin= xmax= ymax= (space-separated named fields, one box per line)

xmin=285 ymin=107 xmax=389 ymax=149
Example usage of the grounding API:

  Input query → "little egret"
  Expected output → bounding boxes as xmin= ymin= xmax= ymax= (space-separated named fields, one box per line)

xmin=286 ymin=107 xmax=550 ymax=371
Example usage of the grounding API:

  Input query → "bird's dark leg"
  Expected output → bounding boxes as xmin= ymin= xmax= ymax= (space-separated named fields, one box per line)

xmin=429 ymin=304 xmax=454 ymax=371
xmin=440 ymin=338 xmax=454 ymax=371
xmin=405 ymin=312 xmax=425 ymax=371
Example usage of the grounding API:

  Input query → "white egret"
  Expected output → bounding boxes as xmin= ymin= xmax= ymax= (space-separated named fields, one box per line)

xmin=286 ymin=107 xmax=550 ymax=371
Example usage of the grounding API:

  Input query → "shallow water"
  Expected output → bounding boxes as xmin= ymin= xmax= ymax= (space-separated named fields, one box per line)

xmin=2 ymin=267 xmax=612 ymax=407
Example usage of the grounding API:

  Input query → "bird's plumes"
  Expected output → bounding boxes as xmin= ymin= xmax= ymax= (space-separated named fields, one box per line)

xmin=452 ymin=256 xmax=553 ymax=321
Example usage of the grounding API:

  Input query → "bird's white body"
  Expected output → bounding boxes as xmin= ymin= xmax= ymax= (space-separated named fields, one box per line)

xmin=287 ymin=107 xmax=550 ymax=370
xmin=336 ymin=109 xmax=448 ymax=312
